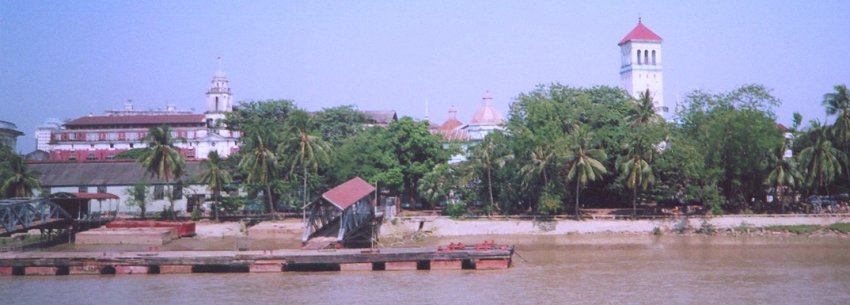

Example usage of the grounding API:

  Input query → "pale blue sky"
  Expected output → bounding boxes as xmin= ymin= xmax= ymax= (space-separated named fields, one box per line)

xmin=2 ymin=1 xmax=848 ymax=152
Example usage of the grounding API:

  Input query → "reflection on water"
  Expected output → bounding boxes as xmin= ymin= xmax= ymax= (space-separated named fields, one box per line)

xmin=3 ymin=235 xmax=850 ymax=305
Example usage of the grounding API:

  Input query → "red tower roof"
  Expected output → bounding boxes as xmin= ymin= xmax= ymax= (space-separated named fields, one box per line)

xmin=618 ymin=20 xmax=663 ymax=45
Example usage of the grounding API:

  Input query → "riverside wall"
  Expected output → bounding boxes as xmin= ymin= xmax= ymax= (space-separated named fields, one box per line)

xmin=381 ymin=214 xmax=850 ymax=237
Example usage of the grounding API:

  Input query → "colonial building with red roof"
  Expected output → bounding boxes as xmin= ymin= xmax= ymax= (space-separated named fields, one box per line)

xmin=619 ymin=18 xmax=664 ymax=113
xmin=44 ymin=63 xmax=241 ymax=161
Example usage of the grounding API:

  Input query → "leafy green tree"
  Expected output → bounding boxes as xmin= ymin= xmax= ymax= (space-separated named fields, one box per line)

xmin=1 ymin=154 xmax=40 ymax=198
xmin=328 ymin=127 xmax=403 ymax=194
xmin=199 ymin=151 xmax=232 ymax=221
xmin=238 ymin=126 xmax=279 ymax=215
xmin=125 ymin=180 xmax=150 ymax=219
xmin=313 ymin=105 xmax=369 ymax=146
xmin=799 ymin=122 xmax=846 ymax=195
xmin=224 ymin=99 xmax=297 ymax=131
xmin=138 ymin=125 xmax=185 ymax=219
xmin=676 ymin=84 xmax=784 ymax=210
xmin=507 ymin=84 xmax=632 ymax=212
xmin=564 ymin=126 xmax=607 ymax=218
xmin=278 ymin=110 xmax=332 ymax=210
xmin=385 ymin=117 xmax=446 ymax=207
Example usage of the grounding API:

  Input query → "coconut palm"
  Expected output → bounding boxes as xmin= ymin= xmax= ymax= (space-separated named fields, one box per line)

xmin=626 ymin=89 xmax=665 ymax=127
xmin=799 ymin=123 xmax=845 ymax=195
xmin=1 ymin=154 xmax=40 ymax=198
xmin=618 ymin=153 xmax=654 ymax=216
xmin=239 ymin=126 xmax=279 ymax=216
xmin=278 ymin=110 xmax=331 ymax=210
xmin=466 ymin=135 xmax=512 ymax=216
xmin=764 ymin=140 xmax=799 ymax=211
xmin=199 ymin=151 xmax=231 ymax=221
xmin=564 ymin=127 xmax=607 ymax=218
xmin=138 ymin=125 xmax=185 ymax=219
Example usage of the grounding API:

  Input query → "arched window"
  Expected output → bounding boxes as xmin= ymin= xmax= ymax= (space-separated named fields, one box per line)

xmin=651 ymin=50 xmax=657 ymax=65
xmin=644 ymin=50 xmax=649 ymax=66
xmin=215 ymin=97 xmax=219 ymax=110
xmin=636 ymin=50 xmax=642 ymax=65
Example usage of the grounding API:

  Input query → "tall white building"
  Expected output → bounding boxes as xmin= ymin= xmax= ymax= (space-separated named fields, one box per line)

xmin=619 ymin=19 xmax=664 ymax=113
xmin=35 ymin=118 xmax=62 ymax=151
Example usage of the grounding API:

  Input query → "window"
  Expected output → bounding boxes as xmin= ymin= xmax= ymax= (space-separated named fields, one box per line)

xmin=68 ymin=154 xmax=77 ymax=161
xmin=172 ymin=184 xmax=183 ymax=199
xmin=636 ymin=49 xmax=641 ymax=64
xmin=78 ymin=186 xmax=88 ymax=193
xmin=97 ymin=185 xmax=107 ymax=193
xmin=86 ymin=153 xmax=97 ymax=160
xmin=644 ymin=50 xmax=649 ymax=66
xmin=651 ymin=50 xmax=656 ymax=65
xmin=129 ymin=143 xmax=134 ymax=148
xmin=154 ymin=185 xmax=164 ymax=200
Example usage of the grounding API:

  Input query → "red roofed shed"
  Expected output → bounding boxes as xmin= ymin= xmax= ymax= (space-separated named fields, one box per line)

xmin=322 ymin=177 xmax=375 ymax=210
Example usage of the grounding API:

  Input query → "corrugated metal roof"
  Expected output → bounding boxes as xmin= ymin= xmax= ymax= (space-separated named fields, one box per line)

xmin=29 ymin=160 xmax=203 ymax=186
xmin=322 ymin=177 xmax=375 ymax=210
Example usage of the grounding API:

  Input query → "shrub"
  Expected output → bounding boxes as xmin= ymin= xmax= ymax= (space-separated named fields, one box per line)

xmin=446 ymin=202 xmax=467 ymax=219
xmin=537 ymin=189 xmax=562 ymax=216
xmin=828 ymin=222 xmax=850 ymax=233
xmin=763 ymin=225 xmax=821 ymax=235
xmin=191 ymin=209 xmax=202 ymax=221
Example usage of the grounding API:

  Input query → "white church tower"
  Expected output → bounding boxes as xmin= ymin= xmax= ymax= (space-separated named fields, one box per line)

xmin=206 ymin=58 xmax=233 ymax=116
xmin=619 ymin=19 xmax=664 ymax=113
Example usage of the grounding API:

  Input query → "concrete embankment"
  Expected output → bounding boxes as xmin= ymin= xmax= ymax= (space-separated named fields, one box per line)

xmin=381 ymin=214 xmax=850 ymax=238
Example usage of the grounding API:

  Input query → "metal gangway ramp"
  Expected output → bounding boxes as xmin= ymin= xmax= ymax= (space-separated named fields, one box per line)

xmin=302 ymin=177 xmax=380 ymax=249
xmin=0 ymin=198 xmax=73 ymax=237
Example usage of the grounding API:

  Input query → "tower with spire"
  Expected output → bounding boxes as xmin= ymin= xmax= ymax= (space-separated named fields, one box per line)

xmin=619 ymin=18 xmax=664 ymax=113
xmin=206 ymin=57 xmax=233 ymax=114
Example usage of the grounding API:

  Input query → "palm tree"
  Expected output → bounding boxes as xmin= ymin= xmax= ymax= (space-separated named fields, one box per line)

xmin=278 ymin=110 xmax=331 ymax=211
xmin=618 ymin=154 xmax=654 ymax=216
xmin=564 ymin=127 xmax=607 ymax=218
xmin=418 ymin=163 xmax=456 ymax=207
xmin=626 ymin=89 xmax=665 ymax=127
xmin=823 ymin=85 xmax=850 ymax=190
xmin=799 ymin=123 xmax=845 ymax=195
xmin=239 ymin=126 xmax=279 ymax=216
xmin=199 ymin=151 xmax=231 ymax=221
xmin=466 ymin=135 xmax=512 ymax=216
xmin=764 ymin=140 xmax=799 ymax=212
xmin=1 ymin=154 xmax=40 ymax=198
xmin=138 ymin=125 xmax=185 ymax=219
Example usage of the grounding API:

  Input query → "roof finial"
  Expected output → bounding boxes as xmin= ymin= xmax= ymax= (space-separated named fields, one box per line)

xmin=638 ymin=15 xmax=642 ymax=24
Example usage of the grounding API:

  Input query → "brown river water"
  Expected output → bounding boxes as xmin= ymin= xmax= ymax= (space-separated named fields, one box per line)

xmin=2 ymin=234 xmax=850 ymax=305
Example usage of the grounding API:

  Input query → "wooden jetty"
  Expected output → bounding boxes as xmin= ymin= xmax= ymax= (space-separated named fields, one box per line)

xmin=0 ymin=242 xmax=513 ymax=275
